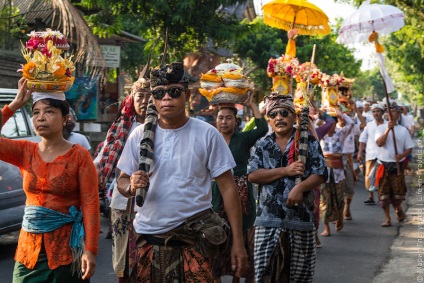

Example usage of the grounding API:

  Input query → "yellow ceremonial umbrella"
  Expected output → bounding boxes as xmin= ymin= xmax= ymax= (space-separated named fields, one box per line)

xmin=262 ymin=0 xmax=330 ymax=57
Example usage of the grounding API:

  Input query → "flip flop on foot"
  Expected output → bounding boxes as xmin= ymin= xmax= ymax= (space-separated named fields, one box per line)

xmin=381 ymin=220 xmax=391 ymax=227
xmin=335 ymin=221 xmax=344 ymax=232
xmin=364 ymin=198 xmax=375 ymax=204
xmin=344 ymin=213 xmax=352 ymax=220
xmin=396 ymin=209 xmax=405 ymax=222
xmin=320 ymin=230 xmax=331 ymax=237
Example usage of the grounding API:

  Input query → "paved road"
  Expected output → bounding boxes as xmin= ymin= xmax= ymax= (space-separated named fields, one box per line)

xmin=0 ymin=214 xmax=116 ymax=283
xmin=0 ymin=175 xmax=406 ymax=282
xmin=314 ymin=175 xmax=402 ymax=283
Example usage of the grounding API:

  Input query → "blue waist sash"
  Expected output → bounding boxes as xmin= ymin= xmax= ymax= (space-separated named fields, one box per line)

xmin=22 ymin=205 xmax=85 ymax=260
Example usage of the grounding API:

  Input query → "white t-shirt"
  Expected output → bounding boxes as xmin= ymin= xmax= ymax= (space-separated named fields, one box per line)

xmin=342 ymin=124 xmax=360 ymax=154
xmin=359 ymin=120 xmax=387 ymax=161
xmin=117 ymin=117 xmax=236 ymax=234
xmin=400 ymin=113 xmax=415 ymax=131
xmin=362 ymin=111 xmax=374 ymax=122
xmin=374 ymin=124 xmax=414 ymax=162
xmin=68 ymin=132 xmax=91 ymax=150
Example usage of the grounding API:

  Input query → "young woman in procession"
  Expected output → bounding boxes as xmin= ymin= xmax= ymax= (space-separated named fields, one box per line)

xmin=212 ymin=93 xmax=268 ymax=283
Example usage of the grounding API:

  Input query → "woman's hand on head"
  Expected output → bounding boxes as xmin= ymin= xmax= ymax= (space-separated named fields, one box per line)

xmin=242 ymin=90 xmax=254 ymax=108
xmin=81 ymin=250 xmax=96 ymax=280
xmin=9 ymin=78 xmax=33 ymax=112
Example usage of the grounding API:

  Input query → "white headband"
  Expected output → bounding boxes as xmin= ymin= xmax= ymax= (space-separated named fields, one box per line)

xmin=371 ymin=103 xmax=384 ymax=111
xmin=32 ymin=92 xmax=66 ymax=104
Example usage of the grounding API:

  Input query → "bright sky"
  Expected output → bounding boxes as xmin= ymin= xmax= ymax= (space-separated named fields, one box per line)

xmin=253 ymin=0 xmax=376 ymax=70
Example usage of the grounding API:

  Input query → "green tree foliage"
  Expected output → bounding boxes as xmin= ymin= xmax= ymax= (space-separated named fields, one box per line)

xmin=76 ymin=0 xmax=246 ymax=64
xmin=351 ymin=69 xmax=387 ymax=101
xmin=0 ymin=2 xmax=27 ymax=50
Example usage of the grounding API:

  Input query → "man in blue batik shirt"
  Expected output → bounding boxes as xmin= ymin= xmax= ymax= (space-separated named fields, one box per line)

xmin=248 ymin=93 xmax=327 ymax=283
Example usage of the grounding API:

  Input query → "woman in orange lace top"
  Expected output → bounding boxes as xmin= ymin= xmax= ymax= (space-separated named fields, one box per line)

xmin=0 ymin=78 xmax=100 ymax=282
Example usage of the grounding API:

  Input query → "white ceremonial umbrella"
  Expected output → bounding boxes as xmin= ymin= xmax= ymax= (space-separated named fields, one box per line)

xmin=336 ymin=0 xmax=404 ymax=94
xmin=336 ymin=0 xmax=404 ymax=44
xmin=336 ymin=0 xmax=405 ymax=174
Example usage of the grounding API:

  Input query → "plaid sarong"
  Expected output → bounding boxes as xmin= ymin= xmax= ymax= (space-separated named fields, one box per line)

xmin=254 ymin=227 xmax=316 ymax=283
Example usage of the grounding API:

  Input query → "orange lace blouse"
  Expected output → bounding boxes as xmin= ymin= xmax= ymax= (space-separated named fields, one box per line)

xmin=1 ymin=104 xmax=14 ymax=124
xmin=0 ymin=137 xmax=99 ymax=270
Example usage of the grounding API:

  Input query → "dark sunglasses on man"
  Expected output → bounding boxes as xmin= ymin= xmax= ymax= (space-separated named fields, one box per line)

xmin=151 ymin=87 xmax=185 ymax=100
xmin=268 ymin=109 xmax=290 ymax=119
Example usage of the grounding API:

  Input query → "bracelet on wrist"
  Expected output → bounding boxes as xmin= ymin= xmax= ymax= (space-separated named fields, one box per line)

xmin=125 ymin=184 xmax=135 ymax=198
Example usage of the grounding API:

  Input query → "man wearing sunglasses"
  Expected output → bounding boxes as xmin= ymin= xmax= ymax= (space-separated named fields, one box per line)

xmin=248 ymin=93 xmax=327 ymax=282
xmin=116 ymin=62 xmax=247 ymax=282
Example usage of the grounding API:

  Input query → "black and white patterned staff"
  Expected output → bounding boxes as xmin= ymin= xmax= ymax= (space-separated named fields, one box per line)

xmin=136 ymin=97 xmax=157 ymax=206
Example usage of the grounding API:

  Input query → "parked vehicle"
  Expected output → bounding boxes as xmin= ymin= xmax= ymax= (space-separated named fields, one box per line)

xmin=0 ymin=89 xmax=40 ymax=235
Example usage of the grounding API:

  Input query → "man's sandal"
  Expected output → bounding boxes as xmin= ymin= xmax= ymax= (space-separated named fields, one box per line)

xmin=381 ymin=220 xmax=391 ymax=227
xmin=364 ymin=198 xmax=375 ymax=204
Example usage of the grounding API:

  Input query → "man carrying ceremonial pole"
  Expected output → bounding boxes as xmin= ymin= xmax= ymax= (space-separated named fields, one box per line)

xmin=116 ymin=62 xmax=247 ymax=282
xmin=248 ymin=93 xmax=327 ymax=282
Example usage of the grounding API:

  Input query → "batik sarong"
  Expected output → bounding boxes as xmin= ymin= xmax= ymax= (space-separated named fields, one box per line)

xmin=135 ymin=237 xmax=212 ymax=282
xmin=378 ymin=168 xmax=407 ymax=209
xmin=320 ymin=169 xmax=346 ymax=224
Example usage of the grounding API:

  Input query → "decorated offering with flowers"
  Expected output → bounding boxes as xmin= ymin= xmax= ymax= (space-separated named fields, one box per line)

xmin=19 ymin=29 xmax=75 ymax=92
xmin=319 ymin=73 xmax=344 ymax=116
xmin=293 ymin=62 xmax=321 ymax=113
xmin=267 ymin=55 xmax=299 ymax=95
xmin=199 ymin=60 xmax=253 ymax=104
xmin=338 ymin=76 xmax=355 ymax=98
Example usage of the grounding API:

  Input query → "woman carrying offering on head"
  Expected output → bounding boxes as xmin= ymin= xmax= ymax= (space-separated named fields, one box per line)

xmin=0 ymin=78 xmax=99 ymax=282
xmin=212 ymin=93 xmax=268 ymax=283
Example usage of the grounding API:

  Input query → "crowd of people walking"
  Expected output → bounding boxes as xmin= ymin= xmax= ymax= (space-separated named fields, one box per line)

xmin=0 ymin=60 xmax=417 ymax=282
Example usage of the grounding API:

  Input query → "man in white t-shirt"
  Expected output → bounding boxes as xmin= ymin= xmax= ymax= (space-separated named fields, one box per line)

xmin=399 ymin=105 xmax=415 ymax=136
xmin=357 ymin=103 xmax=386 ymax=204
xmin=362 ymin=101 xmax=374 ymax=122
xmin=116 ymin=62 xmax=247 ymax=282
xmin=338 ymin=101 xmax=365 ymax=221
xmin=375 ymin=103 xmax=414 ymax=227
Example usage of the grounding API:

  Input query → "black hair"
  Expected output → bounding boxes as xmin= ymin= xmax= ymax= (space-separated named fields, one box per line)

xmin=32 ymin=98 xmax=70 ymax=116
xmin=217 ymin=107 xmax=240 ymax=132
xmin=218 ymin=107 xmax=237 ymax=117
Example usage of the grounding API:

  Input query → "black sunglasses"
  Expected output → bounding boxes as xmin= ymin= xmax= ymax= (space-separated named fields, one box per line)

xmin=151 ymin=87 xmax=185 ymax=100
xmin=268 ymin=109 xmax=290 ymax=119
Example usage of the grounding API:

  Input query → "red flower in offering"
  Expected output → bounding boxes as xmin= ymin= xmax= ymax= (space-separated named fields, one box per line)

xmin=25 ymin=38 xmax=39 ymax=51
xmin=40 ymin=46 xmax=52 ymax=57
xmin=286 ymin=65 xmax=293 ymax=75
